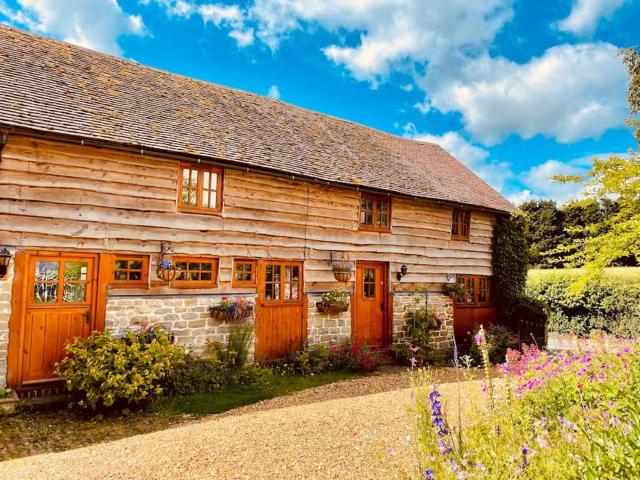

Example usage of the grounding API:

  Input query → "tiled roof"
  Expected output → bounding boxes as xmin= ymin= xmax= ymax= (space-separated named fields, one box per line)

xmin=0 ymin=26 xmax=513 ymax=212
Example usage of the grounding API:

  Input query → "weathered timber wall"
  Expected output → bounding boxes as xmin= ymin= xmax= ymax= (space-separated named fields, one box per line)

xmin=0 ymin=135 xmax=495 ymax=293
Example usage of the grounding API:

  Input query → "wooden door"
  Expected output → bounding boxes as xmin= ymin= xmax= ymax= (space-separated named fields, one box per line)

xmin=255 ymin=260 xmax=305 ymax=361
xmin=352 ymin=262 xmax=388 ymax=346
xmin=21 ymin=254 xmax=97 ymax=384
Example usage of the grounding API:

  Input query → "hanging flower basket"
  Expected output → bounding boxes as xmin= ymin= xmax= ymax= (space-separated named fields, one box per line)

xmin=156 ymin=267 xmax=179 ymax=282
xmin=156 ymin=258 xmax=179 ymax=282
xmin=209 ymin=297 xmax=255 ymax=322
xmin=333 ymin=270 xmax=351 ymax=282
xmin=316 ymin=302 xmax=349 ymax=314
xmin=210 ymin=307 xmax=254 ymax=322
xmin=331 ymin=260 xmax=353 ymax=282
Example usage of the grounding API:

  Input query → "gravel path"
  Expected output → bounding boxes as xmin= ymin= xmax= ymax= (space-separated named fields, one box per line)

xmin=0 ymin=371 xmax=481 ymax=480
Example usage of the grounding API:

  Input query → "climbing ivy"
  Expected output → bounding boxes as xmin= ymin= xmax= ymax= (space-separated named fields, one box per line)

xmin=492 ymin=211 xmax=529 ymax=320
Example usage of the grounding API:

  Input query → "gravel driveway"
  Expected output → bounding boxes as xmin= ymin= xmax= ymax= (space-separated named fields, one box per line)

xmin=0 ymin=371 xmax=480 ymax=480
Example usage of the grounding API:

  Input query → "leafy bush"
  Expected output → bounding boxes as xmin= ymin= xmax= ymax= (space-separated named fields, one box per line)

xmin=526 ymin=270 xmax=640 ymax=336
xmin=412 ymin=337 xmax=640 ymax=479
xmin=468 ymin=324 xmax=518 ymax=365
xmin=163 ymin=323 xmax=270 ymax=396
xmin=207 ymin=323 xmax=254 ymax=369
xmin=162 ymin=354 xmax=271 ymax=396
xmin=271 ymin=340 xmax=387 ymax=376
xmin=56 ymin=327 xmax=183 ymax=410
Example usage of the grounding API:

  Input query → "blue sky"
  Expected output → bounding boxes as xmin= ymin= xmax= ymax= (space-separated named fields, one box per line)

xmin=1 ymin=0 xmax=639 ymax=204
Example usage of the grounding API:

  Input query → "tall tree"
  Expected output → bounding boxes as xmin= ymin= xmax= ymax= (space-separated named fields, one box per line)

xmin=520 ymin=200 xmax=564 ymax=267
xmin=554 ymin=48 xmax=640 ymax=282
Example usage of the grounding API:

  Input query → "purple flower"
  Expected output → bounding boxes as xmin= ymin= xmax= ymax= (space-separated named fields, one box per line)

xmin=410 ymin=357 xmax=418 ymax=368
xmin=424 ymin=469 xmax=435 ymax=480
xmin=519 ymin=445 xmax=529 ymax=469
xmin=474 ymin=332 xmax=484 ymax=347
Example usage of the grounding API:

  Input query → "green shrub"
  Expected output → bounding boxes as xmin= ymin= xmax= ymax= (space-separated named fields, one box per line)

xmin=163 ymin=354 xmax=271 ymax=396
xmin=207 ymin=323 xmax=254 ymax=369
xmin=526 ymin=271 xmax=640 ymax=336
xmin=469 ymin=324 xmax=518 ymax=365
xmin=56 ymin=327 xmax=183 ymax=410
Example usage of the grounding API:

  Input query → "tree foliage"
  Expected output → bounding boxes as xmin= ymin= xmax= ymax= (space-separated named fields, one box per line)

xmin=552 ymin=48 xmax=640 ymax=283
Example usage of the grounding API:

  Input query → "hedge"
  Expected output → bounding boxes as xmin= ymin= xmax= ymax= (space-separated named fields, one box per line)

xmin=525 ymin=270 xmax=640 ymax=337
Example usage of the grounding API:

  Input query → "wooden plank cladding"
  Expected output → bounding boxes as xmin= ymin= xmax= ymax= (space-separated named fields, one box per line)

xmin=0 ymin=135 xmax=496 ymax=291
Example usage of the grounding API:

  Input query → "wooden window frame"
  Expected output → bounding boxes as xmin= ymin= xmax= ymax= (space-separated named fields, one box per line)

xmin=172 ymin=256 xmax=218 ymax=288
xmin=261 ymin=260 xmax=303 ymax=305
xmin=455 ymin=275 xmax=493 ymax=307
xmin=232 ymin=259 xmax=257 ymax=288
xmin=110 ymin=255 xmax=149 ymax=286
xmin=177 ymin=162 xmax=224 ymax=214
xmin=358 ymin=192 xmax=392 ymax=232
xmin=451 ymin=208 xmax=471 ymax=241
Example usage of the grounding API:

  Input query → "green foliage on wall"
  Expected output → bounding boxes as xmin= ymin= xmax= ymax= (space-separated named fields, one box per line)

xmin=492 ymin=211 xmax=529 ymax=319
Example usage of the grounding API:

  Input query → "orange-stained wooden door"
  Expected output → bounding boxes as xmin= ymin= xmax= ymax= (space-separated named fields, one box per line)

xmin=255 ymin=260 xmax=305 ymax=361
xmin=21 ymin=254 xmax=97 ymax=384
xmin=352 ymin=262 xmax=388 ymax=346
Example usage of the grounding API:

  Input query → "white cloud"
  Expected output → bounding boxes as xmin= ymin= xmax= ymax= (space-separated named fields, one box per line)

xmin=519 ymin=159 xmax=586 ymax=204
xmin=420 ymin=43 xmax=628 ymax=145
xmin=403 ymin=124 xmax=513 ymax=193
xmin=267 ymin=84 xmax=280 ymax=99
xmin=141 ymin=1 xmax=254 ymax=47
xmin=1 ymin=0 xmax=147 ymax=55
xmin=557 ymin=0 xmax=628 ymax=36
xmin=170 ymin=1 xmax=628 ymax=146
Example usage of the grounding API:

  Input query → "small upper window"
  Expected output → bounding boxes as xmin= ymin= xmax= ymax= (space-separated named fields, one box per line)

xmin=451 ymin=208 xmax=470 ymax=240
xmin=112 ymin=256 xmax=148 ymax=285
xmin=232 ymin=259 xmax=257 ymax=287
xmin=173 ymin=257 xmax=218 ymax=287
xmin=360 ymin=193 xmax=391 ymax=231
xmin=178 ymin=163 xmax=223 ymax=213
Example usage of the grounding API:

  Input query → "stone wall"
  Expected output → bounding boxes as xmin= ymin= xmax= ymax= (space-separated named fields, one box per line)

xmin=391 ymin=291 xmax=454 ymax=354
xmin=306 ymin=293 xmax=351 ymax=345
xmin=0 ymin=248 xmax=15 ymax=387
xmin=105 ymin=294 xmax=257 ymax=358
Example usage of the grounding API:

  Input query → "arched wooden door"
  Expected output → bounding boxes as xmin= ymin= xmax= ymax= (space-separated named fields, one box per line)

xmin=21 ymin=253 xmax=98 ymax=384
xmin=255 ymin=260 xmax=305 ymax=361
xmin=352 ymin=262 xmax=388 ymax=346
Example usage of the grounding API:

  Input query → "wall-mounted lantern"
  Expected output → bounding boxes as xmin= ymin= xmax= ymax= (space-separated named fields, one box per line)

xmin=0 ymin=248 xmax=12 ymax=279
xmin=396 ymin=264 xmax=408 ymax=281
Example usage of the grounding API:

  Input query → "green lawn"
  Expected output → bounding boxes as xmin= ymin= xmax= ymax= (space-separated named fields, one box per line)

xmin=528 ymin=266 xmax=640 ymax=282
xmin=151 ymin=371 xmax=364 ymax=416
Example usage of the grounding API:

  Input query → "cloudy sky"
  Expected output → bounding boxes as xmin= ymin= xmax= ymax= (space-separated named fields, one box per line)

xmin=1 ymin=0 xmax=638 ymax=204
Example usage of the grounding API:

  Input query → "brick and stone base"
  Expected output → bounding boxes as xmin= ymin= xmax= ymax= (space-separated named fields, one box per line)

xmin=391 ymin=291 xmax=454 ymax=356
xmin=105 ymin=294 xmax=257 ymax=358
xmin=306 ymin=293 xmax=351 ymax=345
xmin=0 ymin=248 xmax=15 ymax=388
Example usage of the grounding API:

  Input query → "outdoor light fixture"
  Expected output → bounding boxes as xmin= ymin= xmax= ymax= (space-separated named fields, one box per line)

xmin=396 ymin=264 xmax=408 ymax=281
xmin=0 ymin=131 xmax=7 ymax=154
xmin=0 ymin=248 xmax=12 ymax=279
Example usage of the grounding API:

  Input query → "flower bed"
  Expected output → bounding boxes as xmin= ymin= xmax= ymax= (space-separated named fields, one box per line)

xmin=412 ymin=329 xmax=640 ymax=479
